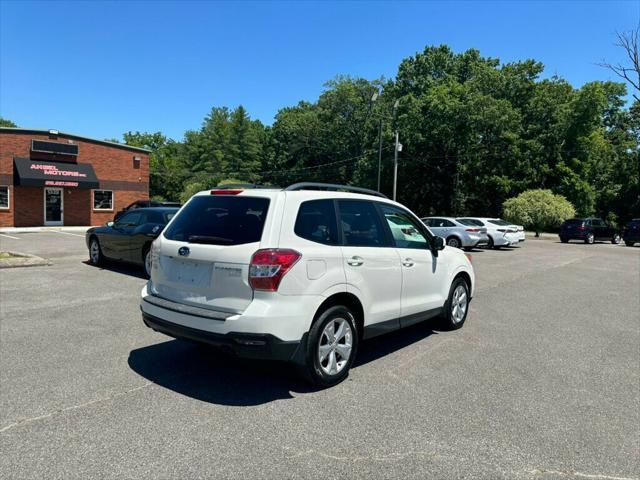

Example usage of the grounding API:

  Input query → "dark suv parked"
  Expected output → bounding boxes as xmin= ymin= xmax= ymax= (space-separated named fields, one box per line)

xmin=559 ymin=218 xmax=621 ymax=244
xmin=622 ymin=219 xmax=640 ymax=246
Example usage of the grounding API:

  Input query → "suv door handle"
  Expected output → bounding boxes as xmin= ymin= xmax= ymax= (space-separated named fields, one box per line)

xmin=402 ymin=258 xmax=414 ymax=267
xmin=347 ymin=256 xmax=364 ymax=266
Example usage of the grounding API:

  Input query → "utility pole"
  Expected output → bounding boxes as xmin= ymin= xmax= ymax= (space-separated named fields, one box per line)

xmin=393 ymin=130 xmax=399 ymax=201
xmin=392 ymin=99 xmax=401 ymax=201
xmin=377 ymin=118 xmax=383 ymax=192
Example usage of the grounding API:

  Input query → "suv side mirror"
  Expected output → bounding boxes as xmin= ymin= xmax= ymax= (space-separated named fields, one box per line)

xmin=433 ymin=236 xmax=445 ymax=252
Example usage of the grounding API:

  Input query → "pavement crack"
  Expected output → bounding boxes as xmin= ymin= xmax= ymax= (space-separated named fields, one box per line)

xmin=284 ymin=447 xmax=440 ymax=463
xmin=0 ymin=381 xmax=154 ymax=434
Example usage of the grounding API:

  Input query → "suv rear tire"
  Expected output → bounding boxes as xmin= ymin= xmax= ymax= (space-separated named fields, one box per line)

xmin=439 ymin=278 xmax=470 ymax=330
xmin=611 ymin=234 xmax=621 ymax=245
xmin=302 ymin=305 xmax=358 ymax=387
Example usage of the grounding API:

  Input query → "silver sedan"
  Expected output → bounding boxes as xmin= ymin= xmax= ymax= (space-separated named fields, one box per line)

xmin=421 ymin=217 xmax=490 ymax=250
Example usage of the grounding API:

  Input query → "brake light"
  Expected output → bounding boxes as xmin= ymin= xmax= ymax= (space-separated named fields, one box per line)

xmin=465 ymin=228 xmax=480 ymax=233
xmin=576 ymin=225 xmax=586 ymax=231
xmin=249 ymin=249 xmax=301 ymax=291
xmin=211 ymin=189 xmax=243 ymax=195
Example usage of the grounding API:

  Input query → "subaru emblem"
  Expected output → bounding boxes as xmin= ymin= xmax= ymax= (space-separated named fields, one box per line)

xmin=178 ymin=246 xmax=190 ymax=257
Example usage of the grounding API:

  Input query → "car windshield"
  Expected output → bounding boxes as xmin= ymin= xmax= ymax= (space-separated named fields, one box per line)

xmin=163 ymin=195 xmax=269 ymax=245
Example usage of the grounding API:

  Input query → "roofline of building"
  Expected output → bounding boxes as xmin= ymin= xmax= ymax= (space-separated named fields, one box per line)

xmin=0 ymin=127 xmax=152 ymax=153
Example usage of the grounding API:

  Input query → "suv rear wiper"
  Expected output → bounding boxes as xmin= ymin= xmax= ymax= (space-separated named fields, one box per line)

xmin=188 ymin=235 xmax=233 ymax=245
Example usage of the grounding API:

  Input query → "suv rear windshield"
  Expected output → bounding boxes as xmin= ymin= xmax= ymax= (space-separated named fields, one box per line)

xmin=163 ymin=195 xmax=269 ymax=245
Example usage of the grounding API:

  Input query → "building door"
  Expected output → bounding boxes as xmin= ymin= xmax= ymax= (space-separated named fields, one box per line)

xmin=44 ymin=188 xmax=63 ymax=226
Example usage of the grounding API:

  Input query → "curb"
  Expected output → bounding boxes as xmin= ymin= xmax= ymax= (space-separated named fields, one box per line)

xmin=0 ymin=251 xmax=52 ymax=268
xmin=524 ymin=232 xmax=557 ymax=240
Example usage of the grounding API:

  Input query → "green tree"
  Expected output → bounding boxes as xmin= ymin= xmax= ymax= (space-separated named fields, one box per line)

xmin=503 ymin=189 xmax=575 ymax=236
xmin=122 ymin=131 xmax=187 ymax=202
xmin=179 ymin=181 xmax=207 ymax=204
xmin=0 ymin=117 xmax=17 ymax=127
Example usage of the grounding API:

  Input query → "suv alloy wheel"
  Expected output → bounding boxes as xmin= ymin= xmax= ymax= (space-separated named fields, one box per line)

xmin=303 ymin=305 xmax=358 ymax=387
xmin=441 ymin=278 xmax=470 ymax=330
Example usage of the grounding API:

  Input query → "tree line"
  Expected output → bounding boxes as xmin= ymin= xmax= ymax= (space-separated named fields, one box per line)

xmin=125 ymin=45 xmax=638 ymax=223
xmin=6 ymin=43 xmax=640 ymax=223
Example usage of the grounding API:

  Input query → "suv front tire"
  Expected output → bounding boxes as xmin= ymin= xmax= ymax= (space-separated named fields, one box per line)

xmin=440 ymin=277 xmax=470 ymax=330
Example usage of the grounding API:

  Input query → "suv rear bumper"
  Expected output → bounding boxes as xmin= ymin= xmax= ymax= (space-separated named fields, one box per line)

xmin=142 ymin=311 xmax=303 ymax=362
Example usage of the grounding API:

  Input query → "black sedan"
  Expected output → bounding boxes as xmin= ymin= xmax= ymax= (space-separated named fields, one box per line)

xmin=86 ymin=207 xmax=178 ymax=277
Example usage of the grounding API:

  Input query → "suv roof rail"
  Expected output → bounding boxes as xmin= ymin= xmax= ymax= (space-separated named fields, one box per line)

xmin=284 ymin=182 xmax=387 ymax=199
xmin=213 ymin=183 xmax=280 ymax=190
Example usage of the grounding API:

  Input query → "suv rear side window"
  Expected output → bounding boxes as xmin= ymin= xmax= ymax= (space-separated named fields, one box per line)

xmin=338 ymin=200 xmax=387 ymax=247
xmin=164 ymin=195 xmax=269 ymax=245
xmin=295 ymin=200 xmax=339 ymax=245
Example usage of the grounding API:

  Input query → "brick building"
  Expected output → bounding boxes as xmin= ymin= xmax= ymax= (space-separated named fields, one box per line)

xmin=0 ymin=128 xmax=150 ymax=227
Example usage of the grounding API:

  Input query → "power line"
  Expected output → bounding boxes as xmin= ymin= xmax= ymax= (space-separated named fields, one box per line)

xmin=149 ymin=145 xmax=395 ymax=178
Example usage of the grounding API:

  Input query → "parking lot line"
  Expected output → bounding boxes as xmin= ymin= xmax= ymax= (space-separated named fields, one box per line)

xmin=51 ymin=231 xmax=85 ymax=237
xmin=0 ymin=233 xmax=20 ymax=240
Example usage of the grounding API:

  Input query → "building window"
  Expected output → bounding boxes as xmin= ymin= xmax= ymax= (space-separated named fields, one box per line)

xmin=93 ymin=190 xmax=113 ymax=211
xmin=0 ymin=186 xmax=9 ymax=209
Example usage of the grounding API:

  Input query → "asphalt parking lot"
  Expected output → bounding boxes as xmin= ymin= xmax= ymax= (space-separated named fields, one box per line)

xmin=0 ymin=232 xmax=638 ymax=479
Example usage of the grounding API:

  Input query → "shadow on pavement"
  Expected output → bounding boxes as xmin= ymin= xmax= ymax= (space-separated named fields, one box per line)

xmin=128 ymin=321 xmax=438 ymax=406
xmin=83 ymin=260 xmax=147 ymax=279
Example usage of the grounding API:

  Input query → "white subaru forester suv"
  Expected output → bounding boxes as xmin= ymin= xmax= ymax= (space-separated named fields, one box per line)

xmin=140 ymin=183 xmax=475 ymax=386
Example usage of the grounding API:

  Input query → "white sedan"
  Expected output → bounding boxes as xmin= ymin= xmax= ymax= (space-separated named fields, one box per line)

xmin=456 ymin=217 xmax=520 ymax=248
xmin=485 ymin=218 xmax=525 ymax=242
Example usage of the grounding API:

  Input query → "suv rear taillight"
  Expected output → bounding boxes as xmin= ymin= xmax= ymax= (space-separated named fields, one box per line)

xmin=249 ymin=249 xmax=301 ymax=291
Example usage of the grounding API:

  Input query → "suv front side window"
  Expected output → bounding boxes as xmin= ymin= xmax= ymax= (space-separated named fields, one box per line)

xmin=380 ymin=204 xmax=429 ymax=249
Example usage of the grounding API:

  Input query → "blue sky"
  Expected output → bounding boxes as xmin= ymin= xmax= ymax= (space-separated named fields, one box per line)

xmin=1 ymin=1 xmax=638 ymax=141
